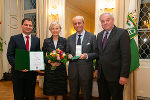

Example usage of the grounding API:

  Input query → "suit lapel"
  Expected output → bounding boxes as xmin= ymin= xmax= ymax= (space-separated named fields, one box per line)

xmin=99 ymin=31 xmax=104 ymax=50
xmin=30 ymin=35 xmax=34 ymax=51
xmin=103 ymin=26 xmax=117 ymax=50
xmin=49 ymin=36 xmax=56 ymax=49
xmin=82 ymin=31 xmax=89 ymax=53
xmin=56 ymin=37 xmax=59 ymax=49
xmin=72 ymin=33 xmax=76 ymax=56
xmin=19 ymin=34 xmax=26 ymax=50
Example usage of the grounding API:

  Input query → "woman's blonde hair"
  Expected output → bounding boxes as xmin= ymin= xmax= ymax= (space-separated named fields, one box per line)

xmin=49 ymin=22 xmax=62 ymax=30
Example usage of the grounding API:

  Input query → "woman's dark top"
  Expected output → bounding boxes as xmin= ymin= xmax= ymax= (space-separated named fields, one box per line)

xmin=42 ymin=36 xmax=67 ymax=95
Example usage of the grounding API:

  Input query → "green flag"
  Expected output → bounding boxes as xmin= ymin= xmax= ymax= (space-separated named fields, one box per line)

xmin=126 ymin=0 xmax=140 ymax=72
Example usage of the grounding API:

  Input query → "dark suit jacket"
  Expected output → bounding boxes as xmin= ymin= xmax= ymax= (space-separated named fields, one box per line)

xmin=96 ymin=26 xmax=131 ymax=82
xmin=66 ymin=31 xmax=98 ymax=80
xmin=42 ymin=36 xmax=66 ymax=65
xmin=7 ymin=33 xmax=40 ymax=79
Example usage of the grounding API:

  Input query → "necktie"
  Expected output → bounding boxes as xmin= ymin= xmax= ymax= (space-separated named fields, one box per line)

xmin=26 ymin=36 xmax=29 ymax=51
xmin=102 ymin=32 xmax=108 ymax=49
xmin=77 ymin=35 xmax=82 ymax=45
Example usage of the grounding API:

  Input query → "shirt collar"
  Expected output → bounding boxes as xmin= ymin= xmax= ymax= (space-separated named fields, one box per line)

xmin=76 ymin=29 xmax=85 ymax=37
xmin=22 ymin=33 xmax=31 ymax=38
xmin=104 ymin=26 xmax=114 ymax=34
xmin=105 ymin=30 xmax=111 ymax=34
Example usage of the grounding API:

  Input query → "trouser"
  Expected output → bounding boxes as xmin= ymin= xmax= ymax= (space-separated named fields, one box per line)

xmin=97 ymin=72 xmax=124 ymax=100
xmin=12 ymin=77 xmax=36 ymax=100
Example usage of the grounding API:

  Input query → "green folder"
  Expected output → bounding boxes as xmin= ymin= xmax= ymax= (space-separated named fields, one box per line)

xmin=71 ymin=56 xmax=80 ymax=60
xmin=15 ymin=49 xmax=45 ymax=71
xmin=15 ymin=49 xmax=30 ymax=70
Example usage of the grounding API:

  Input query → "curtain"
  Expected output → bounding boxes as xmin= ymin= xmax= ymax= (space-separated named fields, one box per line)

xmin=0 ymin=0 xmax=20 ymax=80
xmin=36 ymin=0 xmax=50 ymax=48
xmin=36 ymin=0 xmax=66 ymax=47
xmin=0 ymin=0 xmax=4 ymax=80
xmin=36 ymin=0 xmax=49 ymax=88
xmin=48 ymin=0 xmax=65 ymax=37
xmin=115 ymin=0 xmax=141 ymax=100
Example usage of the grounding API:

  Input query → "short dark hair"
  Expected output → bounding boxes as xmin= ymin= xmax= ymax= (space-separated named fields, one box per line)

xmin=21 ymin=18 xmax=33 ymax=25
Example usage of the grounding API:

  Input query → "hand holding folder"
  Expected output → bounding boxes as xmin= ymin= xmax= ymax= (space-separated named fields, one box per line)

xmin=68 ymin=56 xmax=80 ymax=62
xmin=15 ymin=49 xmax=44 ymax=71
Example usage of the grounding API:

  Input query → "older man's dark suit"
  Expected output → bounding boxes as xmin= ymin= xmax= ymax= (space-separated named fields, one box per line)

xmin=7 ymin=34 xmax=40 ymax=100
xmin=66 ymin=31 xmax=97 ymax=100
xmin=96 ymin=26 xmax=131 ymax=100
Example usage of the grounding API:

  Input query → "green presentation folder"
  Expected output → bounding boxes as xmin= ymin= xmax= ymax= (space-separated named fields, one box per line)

xmin=15 ymin=49 xmax=30 ymax=70
xmin=71 ymin=56 xmax=80 ymax=60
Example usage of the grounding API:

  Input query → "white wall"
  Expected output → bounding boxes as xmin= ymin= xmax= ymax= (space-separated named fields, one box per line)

xmin=136 ymin=60 xmax=150 ymax=98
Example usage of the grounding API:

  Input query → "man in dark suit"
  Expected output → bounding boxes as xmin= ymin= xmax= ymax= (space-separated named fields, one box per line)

xmin=66 ymin=16 xmax=97 ymax=100
xmin=95 ymin=12 xmax=131 ymax=100
xmin=7 ymin=18 xmax=40 ymax=100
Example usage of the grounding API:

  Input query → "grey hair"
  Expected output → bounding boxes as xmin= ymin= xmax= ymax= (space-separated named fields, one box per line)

xmin=72 ymin=16 xmax=85 ymax=23
xmin=99 ymin=12 xmax=114 ymax=20
xmin=49 ymin=22 xmax=62 ymax=30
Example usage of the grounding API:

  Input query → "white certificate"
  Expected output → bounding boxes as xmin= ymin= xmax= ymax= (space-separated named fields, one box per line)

xmin=29 ymin=51 xmax=44 ymax=70
xmin=76 ymin=45 xmax=82 ymax=56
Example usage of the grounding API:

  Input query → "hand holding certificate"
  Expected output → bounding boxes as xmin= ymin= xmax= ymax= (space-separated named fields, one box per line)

xmin=68 ymin=45 xmax=81 ymax=61
xmin=30 ymin=52 xmax=44 ymax=70
xmin=15 ymin=49 xmax=44 ymax=71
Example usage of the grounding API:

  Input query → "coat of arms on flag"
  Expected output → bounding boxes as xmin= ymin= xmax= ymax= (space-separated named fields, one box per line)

xmin=126 ymin=0 xmax=139 ymax=72
xmin=126 ymin=10 xmax=138 ymax=39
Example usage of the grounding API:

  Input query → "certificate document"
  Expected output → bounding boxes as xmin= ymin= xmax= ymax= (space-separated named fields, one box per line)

xmin=15 ymin=49 xmax=44 ymax=71
xmin=76 ymin=45 xmax=82 ymax=56
xmin=30 ymin=51 xmax=44 ymax=70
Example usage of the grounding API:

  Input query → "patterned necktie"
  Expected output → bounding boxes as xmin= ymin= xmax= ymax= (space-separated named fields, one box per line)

xmin=26 ymin=36 xmax=29 ymax=51
xmin=102 ymin=32 xmax=108 ymax=49
xmin=77 ymin=35 xmax=82 ymax=45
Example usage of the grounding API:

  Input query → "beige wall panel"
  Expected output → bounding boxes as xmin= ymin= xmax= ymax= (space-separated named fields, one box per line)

xmin=65 ymin=2 xmax=95 ymax=38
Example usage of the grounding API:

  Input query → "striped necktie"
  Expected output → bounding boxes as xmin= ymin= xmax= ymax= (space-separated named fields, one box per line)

xmin=102 ymin=32 xmax=108 ymax=49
